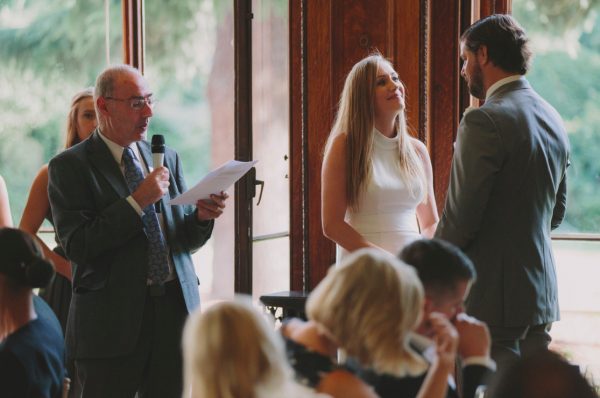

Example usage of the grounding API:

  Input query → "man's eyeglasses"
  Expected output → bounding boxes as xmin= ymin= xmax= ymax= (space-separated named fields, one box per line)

xmin=105 ymin=96 xmax=155 ymax=110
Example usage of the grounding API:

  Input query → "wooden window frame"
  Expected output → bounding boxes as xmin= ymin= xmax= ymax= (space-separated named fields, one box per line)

xmin=122 ymin=0 xmax=255 ymax=294
xmin=125 ymin=0 xmax=514 ymax=294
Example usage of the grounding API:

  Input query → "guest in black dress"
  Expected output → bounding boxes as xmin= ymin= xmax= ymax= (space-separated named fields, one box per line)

xmin=283 ymin=248 xmax=460 ymax=398
xmin=0 ymin=227 xmax=65 ymax=398
xmin=19 ymin=87 xmax=97 ymax=332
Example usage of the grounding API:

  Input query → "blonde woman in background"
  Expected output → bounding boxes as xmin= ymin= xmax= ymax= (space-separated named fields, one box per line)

xmin=182 ymin=298 xmax=329 ymax=398
xmin=0 ymin=175 xmax=12 ymax=227
xmin=19 ymin=87 xmax=97 ymax=332
xmin=282 ymin=248 xmax=458 ymax=398
xmin=322 ymin=54 xmax=438 ymax=260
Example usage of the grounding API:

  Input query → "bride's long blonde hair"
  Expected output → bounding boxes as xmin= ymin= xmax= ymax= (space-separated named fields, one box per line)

xmin=325 ymin=54 xmax=426 ymax=211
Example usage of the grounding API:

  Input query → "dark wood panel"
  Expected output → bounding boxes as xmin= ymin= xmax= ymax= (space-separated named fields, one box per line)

xmin=304 ymin=0 xmax=428 ymax=289
xmin=122 ymin=0 xmax=144 ymax=70
xmin=391 ymin=0 xmax=424 ymax=140
xmin=429 ymin=0 xmax=462 ymax=214
xmin=289 ymin=0 xmax=305 ymax=291
xmin=460 ymin=0 xmax=473 ymax=115
xmin=480 ymin=0 xmax=511 ymax=16
xmin=234 ymin=0 xmax=253 ymax=294
xmin=305 ymin=0 xmax=335 ymax=289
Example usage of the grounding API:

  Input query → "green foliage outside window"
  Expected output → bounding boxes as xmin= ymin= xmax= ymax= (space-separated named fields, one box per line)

xmin=514 ymin=0 xmax=600 ymax=233
xmin=0 ymin=0 xmax=219 ymax=224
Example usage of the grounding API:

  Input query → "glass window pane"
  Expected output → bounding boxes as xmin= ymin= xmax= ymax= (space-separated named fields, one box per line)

xmin=145 ymin=0 xmax=235 ymax=305
xmin=0 ymin=0 xmax=122 ymax=226
xmin=251 ymin=0 xmax=290 ymax=297
xmin=551 ymin=240 xmax=600 ymax=377
xmin=253 ymin=237 xmax=290 ymax=300
xmin=513 ymin=1 xmax=600 ymax=234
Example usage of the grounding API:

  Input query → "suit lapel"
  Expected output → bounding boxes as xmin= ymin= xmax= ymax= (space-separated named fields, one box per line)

xmin=87 ymin=130 xmax=130 ymax=199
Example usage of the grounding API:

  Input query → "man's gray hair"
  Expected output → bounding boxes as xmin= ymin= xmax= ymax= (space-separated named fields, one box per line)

xmin=94 ymin=64 xmax=141 ymax=99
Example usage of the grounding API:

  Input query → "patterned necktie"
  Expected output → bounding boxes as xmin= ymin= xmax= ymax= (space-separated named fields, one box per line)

xmin=122 ymin=147 xmax=169 ymax=285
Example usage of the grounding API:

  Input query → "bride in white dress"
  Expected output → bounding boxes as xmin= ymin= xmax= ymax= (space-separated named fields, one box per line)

xmin=322 ymin=54 xmax=439 ymax=261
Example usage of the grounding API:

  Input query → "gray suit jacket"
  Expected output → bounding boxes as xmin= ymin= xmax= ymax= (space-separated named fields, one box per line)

xmin=436 ymin=78 xmax=569 ymax=328
xmin=48 ymin=131 xmax=213 ymax=359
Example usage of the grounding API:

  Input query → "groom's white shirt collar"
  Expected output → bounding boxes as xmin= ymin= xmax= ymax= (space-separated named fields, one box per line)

xmin=485 ymin=74 xmax=523 ymax=101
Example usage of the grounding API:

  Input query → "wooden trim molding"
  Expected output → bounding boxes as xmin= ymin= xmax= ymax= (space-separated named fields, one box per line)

xmin=122 ymin=0 xmax=144 ymax=71
xmin=289 ymin=0 xmax=306 ymax=291
xmin=419 ymin=0 xmax=429 ymax=143
xmin=479 ymin=0 xmax=511 ymax=16
xmin=234 ymin=0 xmax=253 ymax=294
xmin=304 ymin=0 xmax=335 ymax=290
xmin=429 ymin=0 xmax=463 ymax=215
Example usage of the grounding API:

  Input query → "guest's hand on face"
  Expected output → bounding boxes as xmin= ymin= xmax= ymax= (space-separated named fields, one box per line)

xmin=196 ymin=191 xmax=229 ymax=221
xmin=454 ymin=313 xmax=491 ymax=359
xmin=429 ymin=312 xmax=459 ymax=370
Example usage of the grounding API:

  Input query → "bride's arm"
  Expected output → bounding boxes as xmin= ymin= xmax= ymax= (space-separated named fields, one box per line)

xmin=322 ymin=134 xmax=380 ymax=252
xmin=413 ymin=138 xmax=439 ymax=238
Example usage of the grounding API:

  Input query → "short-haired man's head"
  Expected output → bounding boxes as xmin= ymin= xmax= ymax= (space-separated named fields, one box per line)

xmin=306 ymin=248 xmax=424 ymax=374
xmin=400 ymin=239 xmax=475 ymax=300
xmin=461 ymin=14 xmax=532 ymax=75
xmin=94 ymin=64 xmax=143 ymax=128
xmin=95 ymin=64 xmax=141 ymax=100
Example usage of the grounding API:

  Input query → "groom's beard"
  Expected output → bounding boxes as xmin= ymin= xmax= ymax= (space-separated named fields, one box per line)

xmin=467 ymin=62 xmax=485 ymax=100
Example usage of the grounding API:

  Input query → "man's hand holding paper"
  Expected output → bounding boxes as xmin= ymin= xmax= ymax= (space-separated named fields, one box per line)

xmin=196 ymin=192 xmax=229 ymax=221
xmin=169 ymin=159 xmax=258 ymax=206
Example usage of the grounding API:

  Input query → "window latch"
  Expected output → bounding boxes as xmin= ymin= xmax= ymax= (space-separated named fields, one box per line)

xmin=247 ymin=167 xmax=264 ymax=206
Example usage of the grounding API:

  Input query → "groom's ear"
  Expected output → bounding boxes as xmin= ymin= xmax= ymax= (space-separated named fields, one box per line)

xmin=476 ymin=45 xmax=489 ymax=65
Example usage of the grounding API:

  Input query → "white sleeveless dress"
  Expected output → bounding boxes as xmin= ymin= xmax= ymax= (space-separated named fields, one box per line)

xmin=337 ymin=129 xmax=425 ymax=261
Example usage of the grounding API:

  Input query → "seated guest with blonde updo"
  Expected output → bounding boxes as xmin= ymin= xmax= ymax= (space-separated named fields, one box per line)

xmin=182 ymin=298 xmax=329 ymax=398
xmin=0 ymin=228 xmax=65 ymax=398
xmin=283 ymin=248 xmax=459 ymax=398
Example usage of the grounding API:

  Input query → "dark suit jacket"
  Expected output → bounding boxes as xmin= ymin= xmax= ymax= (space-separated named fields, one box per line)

xmin=436 ymin=78 xmax=570 ymax=328
xmin=48 ymin=131 xmax=213 ymax=359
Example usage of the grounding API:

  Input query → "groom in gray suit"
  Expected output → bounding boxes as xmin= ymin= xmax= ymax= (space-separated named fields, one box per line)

xmin=49 ymin=65 xmax=228 ymax=397
xmin=436 ymin=15 xmax=570 ymax=372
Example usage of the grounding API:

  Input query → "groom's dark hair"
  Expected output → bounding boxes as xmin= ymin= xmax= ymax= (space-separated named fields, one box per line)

xmin=399 ymin=239 xmax=475 ymax=296
xmin=461 ymin=14 xmax=532 ymax=75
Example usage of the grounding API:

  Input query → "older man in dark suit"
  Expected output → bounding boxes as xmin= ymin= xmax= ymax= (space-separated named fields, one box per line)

xmin=436 ymin=14 xmax=570 ymax=373
xmin=49 ymin=64 xmax=228 ymax=397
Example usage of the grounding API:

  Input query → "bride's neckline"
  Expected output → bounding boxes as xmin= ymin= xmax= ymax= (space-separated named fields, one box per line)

xmin=374 ymin=127 xmax=398 ymax=148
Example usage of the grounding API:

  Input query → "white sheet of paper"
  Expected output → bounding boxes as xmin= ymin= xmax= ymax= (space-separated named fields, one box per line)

xmin=168 ymin=159 xmax=258 ymax=205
